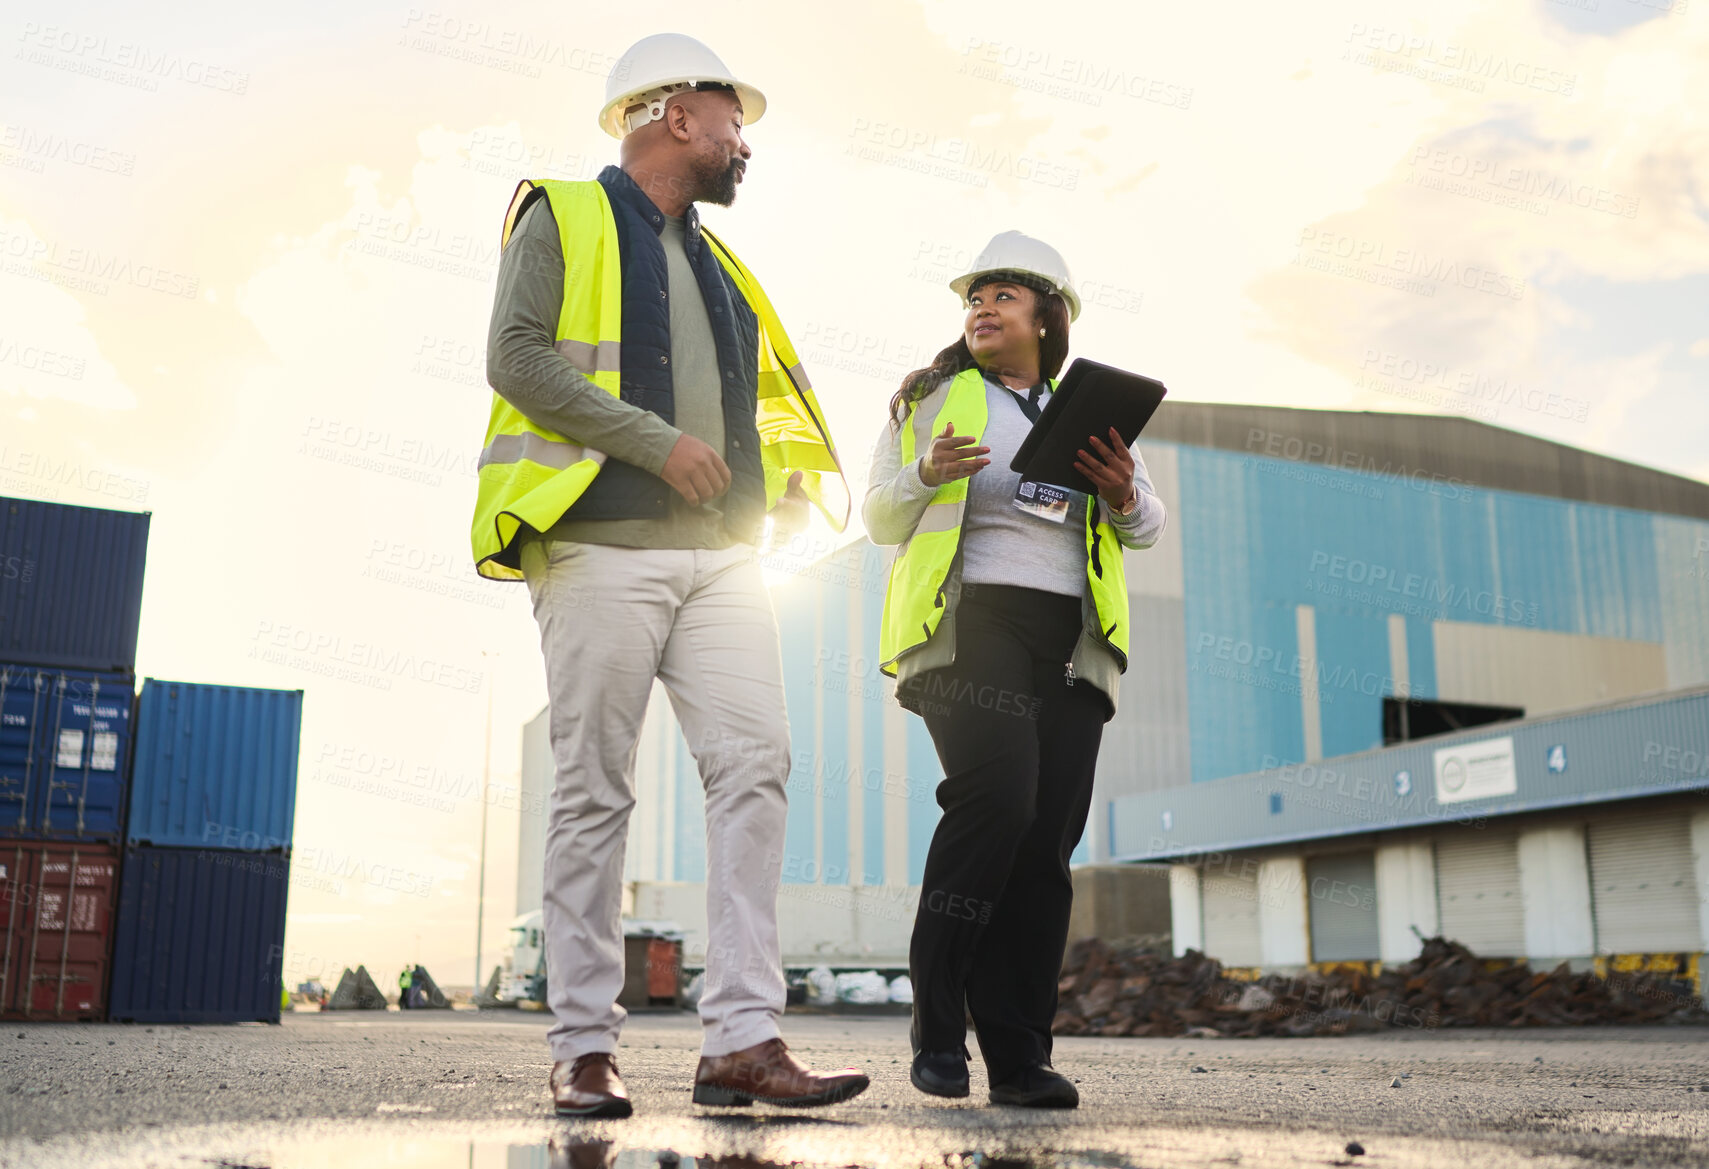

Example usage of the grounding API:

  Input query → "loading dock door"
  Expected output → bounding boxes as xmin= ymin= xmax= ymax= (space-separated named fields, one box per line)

xmin=1589 ymin=809 xmax=1702 ymax=955
xmin=1200 ymin=869 xmax=1262 ymax=967
xmin=1307 ymin=852 xmax=1379 ymax=962
xmin=1435 ymin=830 xmax=1525 ymax=958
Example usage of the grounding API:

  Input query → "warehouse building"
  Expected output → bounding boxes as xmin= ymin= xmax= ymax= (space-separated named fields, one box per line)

xmin=1113 ymin=685 xmax=1709 ymax=971
xmin=515 ymin=403 xmax=1709 ymax=969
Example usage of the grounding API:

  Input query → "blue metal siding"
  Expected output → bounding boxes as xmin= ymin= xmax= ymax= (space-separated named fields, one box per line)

xmin=1314 ymin=611 xmax=1389 ymax=760
xmin=673 ymin=726 xmax=705 ymax=882
xmin=777 ymin=586 xmax=817 ymax=884
xmin=1173 ymin=446 xmax=1696 ymax=783
xmin=126 ymin=681 xmax=303 ymax=850
xmin=1403 ymin=615 xmax=1437 ymax=699
xmin=906 ymin=716 xmax=939 ymax=884
xmin=0 ymin=497 xmax=149 ymax=673
xmin=108 ymin=844 xmax=288 ymax=1024
xmin=0 ymin=664 xmax=133 ymax=840
xmin=818 ymin=583 xmax=850 ymax=884
xmin=862 ymin=577 xmax=887 ymax=886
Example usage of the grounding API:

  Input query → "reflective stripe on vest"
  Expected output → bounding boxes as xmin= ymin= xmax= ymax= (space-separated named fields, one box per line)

xmin=470 ymin=178 xmax=846 ymax=581
xmin=877 ymin=366 xmax=1130 ymax=676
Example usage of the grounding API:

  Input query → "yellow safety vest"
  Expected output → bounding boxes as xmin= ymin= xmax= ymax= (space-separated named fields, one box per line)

xmin=878 ymin=366 xmax=1130 ymax=675
xmin=471 ymin=178 xmax=846 ymax=580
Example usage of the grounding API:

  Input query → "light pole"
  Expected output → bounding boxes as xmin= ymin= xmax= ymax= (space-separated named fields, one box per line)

xmin=474 ymin=652 xmax=495 ymax=994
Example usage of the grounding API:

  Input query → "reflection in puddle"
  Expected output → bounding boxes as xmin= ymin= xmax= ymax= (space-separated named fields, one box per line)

xmin=3 ymin=1123 xmax=1139 ymax=1169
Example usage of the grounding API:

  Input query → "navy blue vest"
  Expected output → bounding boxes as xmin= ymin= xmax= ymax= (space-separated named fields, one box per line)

xmin=535 ymin=166 xmax=766 ymax=539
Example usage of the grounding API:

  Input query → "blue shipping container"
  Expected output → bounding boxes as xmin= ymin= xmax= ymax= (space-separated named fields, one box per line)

xmin=0 ymin=496 xmax=149 ymax=673
xmin=127 ymin=681 xmax=303 ymax=850
xmin=108 ymin=844 xmax=289 ymax=1024
xmin=0 ymin=664 xmax=134 ymax=840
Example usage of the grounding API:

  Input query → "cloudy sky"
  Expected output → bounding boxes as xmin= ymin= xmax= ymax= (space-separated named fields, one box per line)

xmin=2 ymin=0 xmax=1704 ymax=987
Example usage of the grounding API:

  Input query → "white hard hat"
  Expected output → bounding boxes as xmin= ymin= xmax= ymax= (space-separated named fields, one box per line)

xmin=950 ymin=230 xmax=1082 ymax=321
xmin=600 ymin=33 xmax=767 ymax=140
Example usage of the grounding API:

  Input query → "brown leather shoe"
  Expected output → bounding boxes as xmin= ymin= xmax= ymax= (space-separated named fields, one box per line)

xmin=550 ymin=1052 xmax=632 ymax=1118
xmin=692 ymin=1038 xmax=869 ymax=1107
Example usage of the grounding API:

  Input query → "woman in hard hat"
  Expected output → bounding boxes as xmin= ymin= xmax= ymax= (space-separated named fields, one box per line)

xmin=864 ymin=232 xmax=1166 ymax=1109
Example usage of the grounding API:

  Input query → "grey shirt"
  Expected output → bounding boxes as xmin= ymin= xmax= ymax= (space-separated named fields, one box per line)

xmin=485 ymin=199 xmax=735 ymax=551
xmin=863 ymin=372 xmax=1167 ymax=711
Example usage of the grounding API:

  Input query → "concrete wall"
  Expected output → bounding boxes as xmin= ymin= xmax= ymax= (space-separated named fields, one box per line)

xmin=631 ymin=880 xmax=920 ymax=968
xmin=1066 ymin=864 xmax=1173 ymax=947
xmin=1375 ymin=840 xmax=1437 ymax=963
xmin=515 ymin=709 xmax=550 ymax=918
xmin=1256 ymin=856 xmax=1309 ymax=966
xmin=1516 ymin=824 xmax=1594 ymax=960
xmin=1169 ymin=865 xmax=1203 ymax=957
xmin=1433 ymin=622 xmax=1669 ymax=716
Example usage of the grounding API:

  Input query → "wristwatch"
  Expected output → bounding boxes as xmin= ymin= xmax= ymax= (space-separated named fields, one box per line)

xmin=1114 ymin=487 xmax=1139 ymax=517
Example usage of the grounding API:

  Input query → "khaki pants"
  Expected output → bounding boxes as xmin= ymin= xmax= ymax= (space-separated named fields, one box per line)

xmin=521 ymin=540 xmax=789 ymax=1061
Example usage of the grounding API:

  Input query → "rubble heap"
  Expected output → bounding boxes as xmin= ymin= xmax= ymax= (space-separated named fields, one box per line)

xmin=1052 ymin=937 xmax=1706 ymax=1038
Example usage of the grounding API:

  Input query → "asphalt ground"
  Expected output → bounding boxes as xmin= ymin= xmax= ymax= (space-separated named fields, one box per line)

xmin=5 ymin=1010 xmax=1709 ymax=1167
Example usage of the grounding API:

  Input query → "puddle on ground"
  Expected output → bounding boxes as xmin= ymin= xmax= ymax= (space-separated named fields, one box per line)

xmin=6 ymin=1124 xmax=1138 ymax=1169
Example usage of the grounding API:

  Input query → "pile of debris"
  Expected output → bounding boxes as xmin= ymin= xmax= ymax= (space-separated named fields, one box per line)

xmin=1052 ymin=937 xmax=1706 ymax=1038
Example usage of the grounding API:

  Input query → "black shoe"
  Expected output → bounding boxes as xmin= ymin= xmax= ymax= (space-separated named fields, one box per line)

xmin=988 ymin=1063 xmax=1078 ymax=1109
xmin=910 ymin=1048 xmax=970 ymax=1098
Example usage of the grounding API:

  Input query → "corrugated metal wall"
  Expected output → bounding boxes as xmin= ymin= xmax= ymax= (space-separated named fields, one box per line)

xmin=127 ymin=681 xmax=303 ymax=850
xmin=1306 ymin=851 xmax=1380 ymax=962
xmin=1435 ymin=829 xmax=1526 ymax=957
xmin=0 ymin=497 xmax=149 ymax=674
xmin=1172 ymin=442 xmax=1709 ymax=787
xmin=1588 ymin=808 xmax=1702 ymax=954
xmin=108 ymin=845 xmax=289 ymax=1023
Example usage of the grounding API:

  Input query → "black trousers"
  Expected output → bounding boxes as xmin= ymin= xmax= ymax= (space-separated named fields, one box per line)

xmin=900 ymin=584 xmax=1108 ymax=1082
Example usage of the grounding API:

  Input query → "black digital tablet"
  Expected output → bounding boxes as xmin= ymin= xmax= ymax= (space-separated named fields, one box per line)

xmin=1009 ymin=358 xmax=1168 ymax=494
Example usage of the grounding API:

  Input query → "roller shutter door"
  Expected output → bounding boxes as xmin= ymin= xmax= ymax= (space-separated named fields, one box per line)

xmin=1200 ymin=870 xmax=1261 ymax=967
xmin=1589 ymin=809 xmax=1701 ymax=954
xmin=1435 ymin=830 xmax=1525 ymax=958
xmin=1307 ymin=852 xmax=1379 ymax=962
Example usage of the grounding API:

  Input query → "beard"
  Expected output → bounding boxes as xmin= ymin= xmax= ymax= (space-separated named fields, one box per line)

xmin=689 ymin=150 xmax=744 ymax=207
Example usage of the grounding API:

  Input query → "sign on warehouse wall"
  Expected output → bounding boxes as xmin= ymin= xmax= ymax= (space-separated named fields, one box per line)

xmin=1432 ymin=736 xmax=1516 ymax=805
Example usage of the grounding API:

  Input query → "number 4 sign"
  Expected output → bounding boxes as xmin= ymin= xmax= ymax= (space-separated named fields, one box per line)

xmin=1546 ymin=744 xmax=1568 ymax=774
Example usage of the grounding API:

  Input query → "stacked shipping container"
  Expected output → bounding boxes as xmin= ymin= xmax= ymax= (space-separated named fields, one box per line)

xmin=111 ymin=680 xmax=301 ymax=1023
xmin=0 ymin=495 xmax=303 ymax=1024
xmin=0 ymin=496 xmax=149 ymax=1020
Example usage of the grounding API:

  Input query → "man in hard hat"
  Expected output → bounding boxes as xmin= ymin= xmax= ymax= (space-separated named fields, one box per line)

xmin=474 ymin=33 xmax=864 ymax=1118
